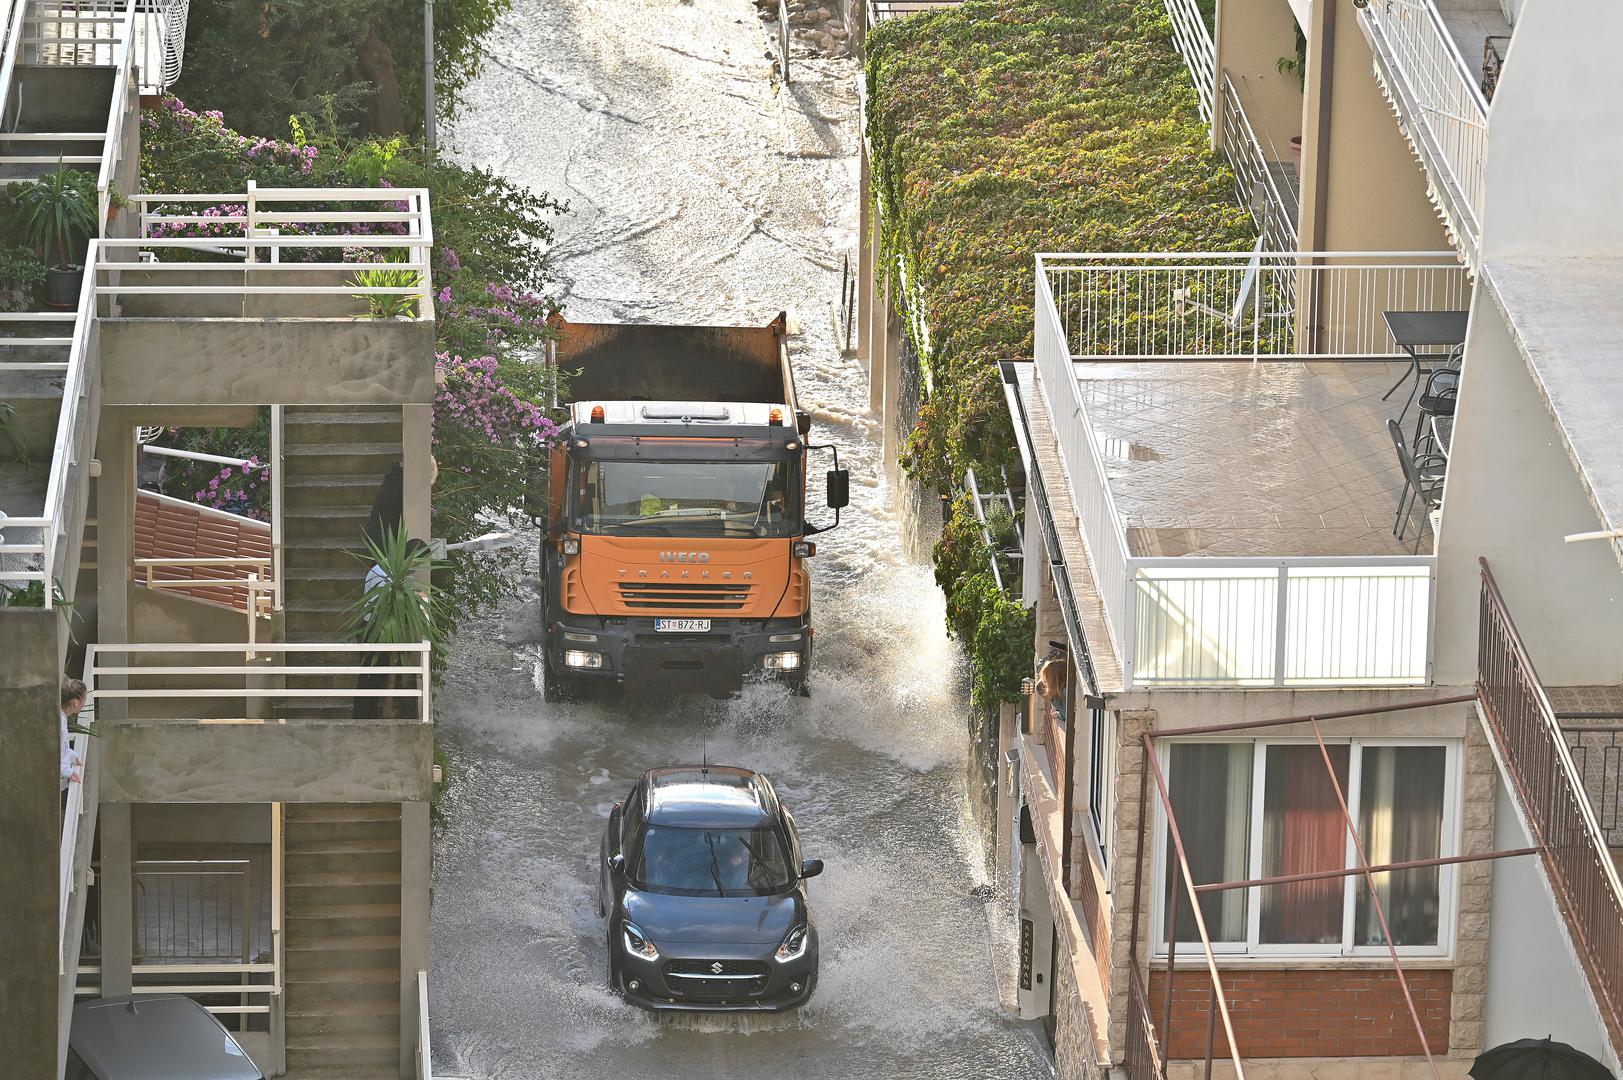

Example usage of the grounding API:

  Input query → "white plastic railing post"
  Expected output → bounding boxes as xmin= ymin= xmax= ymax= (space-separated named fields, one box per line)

xmin=270 ymin=405 xmax=284 ymax=610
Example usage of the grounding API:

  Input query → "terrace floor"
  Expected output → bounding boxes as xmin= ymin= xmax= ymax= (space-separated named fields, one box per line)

xmin=1074 ymin=359 xmax=1430 ymax=558
xmin=1436 ymin=0 xmax=1513 ymax=90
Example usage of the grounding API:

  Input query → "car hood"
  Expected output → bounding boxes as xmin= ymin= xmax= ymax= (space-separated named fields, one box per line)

xmin=623 ymin=889 xmax=803 ymax=945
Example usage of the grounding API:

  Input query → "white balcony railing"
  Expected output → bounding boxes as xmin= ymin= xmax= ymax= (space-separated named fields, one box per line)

xmin=86 ymin=641 xmax=433 ymax=720
xmin=1160 ymin=0 xmax=1215 ymax=121
xmin=1218 ymin=73 xmax=1299 ymax=253
xmin=1033 ymin=254 xmax=1447 ymax=688
xmin=1043 ymin=250 xmax=1469 ymax=361
xmin=133 ymin=0 xmax=189 ymax=93
xmin=60 ymin=730 xmax=91 ymax=947
xmin=1359 ymin=0 xmax=1489 ymax=247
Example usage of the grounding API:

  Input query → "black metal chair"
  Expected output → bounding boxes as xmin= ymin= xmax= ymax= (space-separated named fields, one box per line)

xmin=1413 ymin=367 xmax=1459 ymax=456
xmin=1388 ymin=418 xmax=1446 ymax=553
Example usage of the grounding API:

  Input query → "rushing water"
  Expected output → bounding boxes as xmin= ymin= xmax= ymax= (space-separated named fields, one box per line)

xmin=430 ymin=1 xmax=1051 ymax=1076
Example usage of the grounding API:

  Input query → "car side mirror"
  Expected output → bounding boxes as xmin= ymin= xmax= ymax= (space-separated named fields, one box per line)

xmin=826 ymin=469 xmax=849 ymax=510
xmin=800 ymin=859 xmax=824 ymax=880
xmin=609 ymin=853 xmax=626 ymax=876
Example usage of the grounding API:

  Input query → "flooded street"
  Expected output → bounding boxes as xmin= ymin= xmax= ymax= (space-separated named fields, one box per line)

xmin=429 ymin=1 xmax=1051 ymax=1076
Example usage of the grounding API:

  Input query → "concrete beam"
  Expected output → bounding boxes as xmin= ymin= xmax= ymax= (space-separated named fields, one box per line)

xmin=0 ymin=609 xmax=64 ymax=1080
xmin=99 ymin=319 xmax=435 ymax=406
xmin=97 ymin=719 xmax=434 ymax=803
xmin=399 ymin=801 xmax=431 ymax=1077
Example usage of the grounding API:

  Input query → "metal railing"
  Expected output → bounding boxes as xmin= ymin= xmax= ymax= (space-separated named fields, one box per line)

xmin=1218 ymin=73 xmax=1298 ymax=253
xmin=133 ymin=0 xmax=188 ymax=93
xmin=1477 ymin=560 xmax=1623 ymax=1055
xmin=417 ymin=970 xmax=433 ymax=1080
xmin=104 ymin=186 xmax=436 ymax=316
xmin=1042 ymin=251 xmax=1469 ymax=361
xmin=1564 ymin=727 xmax=1623 ymax=849
xmin=0 ymin=239 xmax=102 ymax=606
xmin=1124 ymin=966 xmax=1165 ymax=1080
xmin=1032 ymin=255 xmax=1446 ymax=688
xmin=864 ymin=0 xmax=963 ymax=24
xmin=1160 ymin=0 xmax=1215 ymax=121
xmin=1359 ymin=0 xmax=1488 ymax=246
xmin=59 ymin=730 xmax=90 ymax=944
xmin=1131 ymin=558 xmax=1433 ymax=686
xmin=1034 ymin=264 xmax=1133 ymax=662
xmin=85 ymin=641 xmax=434 ymax=721
xmin=963 ymin=467 xmax=1022 ymax=596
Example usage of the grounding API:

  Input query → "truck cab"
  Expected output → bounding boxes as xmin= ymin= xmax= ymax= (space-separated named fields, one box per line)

xmin=540 ymin=315 xmax=847 ymax=698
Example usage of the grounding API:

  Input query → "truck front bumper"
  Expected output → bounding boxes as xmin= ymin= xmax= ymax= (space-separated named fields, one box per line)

xmin=547 ymin=615 xmax=810 ymax=693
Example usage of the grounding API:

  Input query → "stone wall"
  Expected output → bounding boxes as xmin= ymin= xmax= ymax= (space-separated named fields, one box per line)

xmin=1451 ymin=715 xmax=1498 ymax=1059
xmin=753 ymin=0 xmax=853 ymax=59
xmin=1055 ymin=951 xmax=1106 ymax=1080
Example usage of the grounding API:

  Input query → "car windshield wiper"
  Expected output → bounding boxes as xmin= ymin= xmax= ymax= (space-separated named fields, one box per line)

xmin=601 ymin=519 xmax=677 ymax=535
xmin=704 ymin=833 xmax=727 ymax=897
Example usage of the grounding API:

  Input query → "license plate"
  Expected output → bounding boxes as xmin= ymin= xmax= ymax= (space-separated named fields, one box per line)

xmin=655 ymin=618 xmax=710 ymax=633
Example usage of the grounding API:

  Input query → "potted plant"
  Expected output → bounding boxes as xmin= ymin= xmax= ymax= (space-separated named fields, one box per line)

xmin=347 ymin=249 xmax=423 ymax=319
xmin=15 ymin=161 xmax=97 ymax=309
xmin=342 ymin=525 xmax=444 ymax=720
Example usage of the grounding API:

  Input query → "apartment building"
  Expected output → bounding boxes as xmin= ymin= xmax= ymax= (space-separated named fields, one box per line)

xmin=0 ymin=4 xmax=440 ymax=1078
xmin=993 ymin=1 xmax=1623 ymax=1079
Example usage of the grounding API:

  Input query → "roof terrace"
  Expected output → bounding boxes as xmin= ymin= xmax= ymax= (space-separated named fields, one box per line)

xmin=1026 ymin=251 xmax=1470 ymax=689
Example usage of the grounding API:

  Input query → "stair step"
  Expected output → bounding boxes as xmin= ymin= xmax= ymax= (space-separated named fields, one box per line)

xmin=285 ymin=966 xmax=401 ymax=986
xmin=284 ymin=1044 xmax=398 ymax=1070
xmin=285 ymin=834 xmax=402 ymax=856
xmin=287 ymin=934 xmax=401 ymax=953
xmin=286 ymin=947 xmax=400 ymax=975
xmin=286 ymin=850 xmax=400 ymax=876
xmin=286 ymin=803 xmax=403 ymax=823
xmin=287 ymin=901 xmax=402 ymax=920
xmin=280 ymin=1008 xmax=400 ymax=1039
xmin=284 ymin=474 xmax=380 ymax=507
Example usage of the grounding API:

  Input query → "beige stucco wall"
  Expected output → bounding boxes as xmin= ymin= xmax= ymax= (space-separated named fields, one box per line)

xmin=1431 ymin=284 xmax=1623 ymax=686
xmin=1298 ymin=0 xmax=1451 ymax=254
xmin=1215 ymin=0 xmax=1304 ymax=158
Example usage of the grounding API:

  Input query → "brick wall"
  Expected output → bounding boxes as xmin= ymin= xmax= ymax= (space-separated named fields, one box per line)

xmin=1146 ymin=967 xmax=1452 ymax=1059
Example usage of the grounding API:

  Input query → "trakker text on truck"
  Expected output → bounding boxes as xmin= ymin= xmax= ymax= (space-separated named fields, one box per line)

xmin=540 ymin=313 xmax=848 ymax=699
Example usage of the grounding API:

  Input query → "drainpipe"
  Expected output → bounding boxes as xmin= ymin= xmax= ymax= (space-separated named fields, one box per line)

xmin=424 ymin=0 xmax=436 ymax=156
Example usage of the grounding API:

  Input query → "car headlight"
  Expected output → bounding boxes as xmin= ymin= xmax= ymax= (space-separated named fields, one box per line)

xmin=621 ymin=921 xmax=659 ymax=961
xmin=775 ymin=923 xmax=810 ymax=963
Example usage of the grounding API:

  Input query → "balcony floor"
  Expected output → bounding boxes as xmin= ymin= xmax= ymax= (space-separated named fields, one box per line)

xmin=1074 ymin=359 xmax=1431 ymax=558
xmin=1436 ymin=0 xmax=1512 ymax=89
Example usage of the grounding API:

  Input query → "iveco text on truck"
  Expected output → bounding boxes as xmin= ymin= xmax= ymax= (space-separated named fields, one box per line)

xmin=540 ymin=313 xmax=848 ymax=698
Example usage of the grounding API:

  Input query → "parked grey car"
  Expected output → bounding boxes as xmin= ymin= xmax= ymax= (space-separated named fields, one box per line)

xmin=68 ymin=994 xmax=263 ymax=1080
xmin=599 ymin=765 xmax=823 ymax=1011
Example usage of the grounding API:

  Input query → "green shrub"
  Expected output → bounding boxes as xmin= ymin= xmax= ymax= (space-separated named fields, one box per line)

xmin=867 ymin=0 xmax=1254 ymax=700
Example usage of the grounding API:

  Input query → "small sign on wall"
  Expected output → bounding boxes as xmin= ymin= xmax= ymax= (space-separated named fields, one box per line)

xmin=1019 ymin=917 xmax=1034 ymax=992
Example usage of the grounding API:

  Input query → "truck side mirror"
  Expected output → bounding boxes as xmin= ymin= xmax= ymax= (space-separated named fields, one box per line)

xmin=826 ymin=469 xmax=849 ymax=510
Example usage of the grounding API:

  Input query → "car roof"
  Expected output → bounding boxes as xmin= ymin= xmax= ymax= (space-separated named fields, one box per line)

xmin=71 ymin=995 xmax=262 ymax=1080
xmin=643 ymin=765 xmax=777 ymax=828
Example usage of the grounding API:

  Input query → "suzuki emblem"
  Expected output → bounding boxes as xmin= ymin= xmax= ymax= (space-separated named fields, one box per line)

xmin=710 ymin=962 xmax=724 ymax=975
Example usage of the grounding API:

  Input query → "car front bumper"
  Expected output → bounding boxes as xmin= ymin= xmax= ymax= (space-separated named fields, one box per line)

xmin=614 ymin=939 xmax=818 ymax=1013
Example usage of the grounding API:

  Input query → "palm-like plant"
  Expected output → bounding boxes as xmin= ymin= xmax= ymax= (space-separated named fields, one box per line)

xmin=347 ymin=249 xmax=422 ymax=319
xmin=343 ymin=526 xmax=444 ymax=721
xmin=15 ymin=161 xmax=97 ymax=270
xmin=343 ymin=525 xmax=444 ymax=645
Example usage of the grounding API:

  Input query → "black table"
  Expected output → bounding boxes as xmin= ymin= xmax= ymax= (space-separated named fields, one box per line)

xmin=1383 ymin=310 xmax=1469 ymax=421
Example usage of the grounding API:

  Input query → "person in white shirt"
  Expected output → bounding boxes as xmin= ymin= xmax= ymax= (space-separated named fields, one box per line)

xmin=61 ymin=676 xmax=86 ymax=792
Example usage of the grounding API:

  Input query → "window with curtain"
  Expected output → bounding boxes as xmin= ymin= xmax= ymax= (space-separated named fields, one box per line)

xmin=1165 ymin=743 xmax=1253 ymax=945
xmin=1156 ymin=740 xmax=1454 ymax=956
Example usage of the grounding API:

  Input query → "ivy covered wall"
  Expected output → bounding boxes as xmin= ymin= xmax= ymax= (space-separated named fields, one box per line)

xmin=864 ymin=0 xmax=1254 ymax=701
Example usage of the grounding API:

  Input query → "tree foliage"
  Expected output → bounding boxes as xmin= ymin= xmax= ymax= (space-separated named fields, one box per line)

xmin=174 ymin=0 xmax=509 ymax=138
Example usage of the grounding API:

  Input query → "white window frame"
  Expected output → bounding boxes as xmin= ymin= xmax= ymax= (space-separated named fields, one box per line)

xmin=1088 ymin=706 xmax=1116 ymax=869
xmin=1151 ymin=737 xmax=1460 ymax=960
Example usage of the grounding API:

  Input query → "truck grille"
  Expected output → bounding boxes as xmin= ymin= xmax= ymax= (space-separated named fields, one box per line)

xmin=616 ymin=581 xmax=755 ymax=611
xmin=663 ymin=959 xmax=769 ymax=999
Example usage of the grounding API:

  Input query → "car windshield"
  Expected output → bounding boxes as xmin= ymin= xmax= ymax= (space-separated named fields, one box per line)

xmin=573 ymin=460 xmax=798 ymax=537
xmin=633 ymin=824 xmax=795 ymax=897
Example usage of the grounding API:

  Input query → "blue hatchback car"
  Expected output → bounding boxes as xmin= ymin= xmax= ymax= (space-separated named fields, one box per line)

xmin=599 ymin=765 xmax=823 ymax=1011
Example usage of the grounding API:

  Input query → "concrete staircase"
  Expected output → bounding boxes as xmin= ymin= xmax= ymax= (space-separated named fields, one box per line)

xmin=283 ymin=803 xmax=403 ymax=1080
xmin=282 ymin=406 xmax=405 ymax=643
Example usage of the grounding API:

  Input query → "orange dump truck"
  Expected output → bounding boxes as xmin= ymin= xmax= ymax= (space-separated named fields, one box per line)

xmin=540 ymin=313 xmax=848 ymax=699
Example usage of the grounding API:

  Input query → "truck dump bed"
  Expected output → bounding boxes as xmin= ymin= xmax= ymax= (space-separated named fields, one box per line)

xmin=547 ymin=312 xmax=796 ymax=411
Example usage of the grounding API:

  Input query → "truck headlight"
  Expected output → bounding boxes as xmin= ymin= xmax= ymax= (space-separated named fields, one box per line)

xmin=622 ymin=921 xmax=659 ymax=961
xmin=563 ymin=650 xmax=603 ymax=669
xmin=792 ymin=541 xmax=816 ymax=558
xmin=562 ymin=536 xmax=580 ymax=555
xmin=763 ymin=651 xmax=801 ymax=671
xmin=775 ymin=923 xmax=809 ymax=963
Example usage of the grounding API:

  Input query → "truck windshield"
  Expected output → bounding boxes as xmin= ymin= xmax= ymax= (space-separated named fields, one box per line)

xmin=632 ymin=824 xmax=795 ymax=897
xmin=574 ymin=460 xmax=798 ymax=537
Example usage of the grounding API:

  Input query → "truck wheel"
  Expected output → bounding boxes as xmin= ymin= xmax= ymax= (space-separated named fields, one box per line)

xmin=542 ymin=652 xmax=572 ymax=703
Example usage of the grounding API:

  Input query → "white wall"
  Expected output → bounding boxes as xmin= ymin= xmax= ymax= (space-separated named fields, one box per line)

xmin=1483 ymin=776 xmax=1613 ymax=1068
xmin=1431 ymin=285 xmax=1623 ymax=686
xmin=1480 ymin=0 xmax=1623 ymax=258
